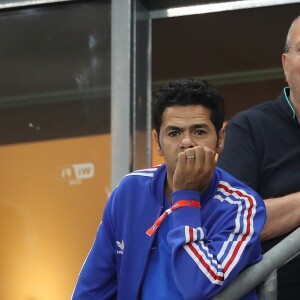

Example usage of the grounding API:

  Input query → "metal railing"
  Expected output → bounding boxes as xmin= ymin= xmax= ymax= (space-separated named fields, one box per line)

xmin=212 ymin=227 xmax=300 ymax=300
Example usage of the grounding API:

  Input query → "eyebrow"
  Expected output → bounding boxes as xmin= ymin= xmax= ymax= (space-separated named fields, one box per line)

xmin=289 ymin=41 xmax=300 ymax=49
xmin=165 ymin=123 xmax=209 ymax=131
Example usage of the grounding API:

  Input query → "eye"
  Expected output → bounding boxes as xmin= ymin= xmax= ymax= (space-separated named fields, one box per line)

xmin=194 ymin=129 xmax=206 ymax=135
xmin=168 ymin=130 xmax=180 ymax=137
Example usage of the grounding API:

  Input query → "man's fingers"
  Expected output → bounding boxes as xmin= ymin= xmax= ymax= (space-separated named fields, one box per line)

xmin=194 ymin=147 xmax=204 ymax=168
xmin=203 ymin=147 xmax=216 ymax=169
xmin=175 ymin=147 xmax=215 ymax=193
xmin=177 ymin=152 xmax=187 ymax=168
xmin=185 ymin=149 xmax=196 ymax=165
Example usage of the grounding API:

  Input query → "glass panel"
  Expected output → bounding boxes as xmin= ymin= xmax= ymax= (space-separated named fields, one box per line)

xmin=151 ymin=3 xmax=299 ymax=164
xmin=0 ymin=1 xmax=111 ymax=299
xmin=152 ymin=4 xmax=300 ymax=119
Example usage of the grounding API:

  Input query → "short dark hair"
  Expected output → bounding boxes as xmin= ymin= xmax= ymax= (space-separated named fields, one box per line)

xmin=152 ymin=78 xmax=225 ymax=136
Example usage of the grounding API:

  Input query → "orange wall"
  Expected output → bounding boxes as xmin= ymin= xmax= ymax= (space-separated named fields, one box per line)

xmin=1 ymin=129 xmax=221 ymax=299
xmin=0 ymin=134 xmax=110 ymax=300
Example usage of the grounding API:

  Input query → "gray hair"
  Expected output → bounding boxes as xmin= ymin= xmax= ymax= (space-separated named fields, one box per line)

xmin=285 ymin=16 xmax=300 ymax=52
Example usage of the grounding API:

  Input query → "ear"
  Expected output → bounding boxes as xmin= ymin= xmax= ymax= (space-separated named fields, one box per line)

xmin=216 ymin=126 xmax=225 ymax=155
xmin=153 ymin=130 xmax=163 ymax=156
xmin=282 ymin=53 xmax=289 ymax=82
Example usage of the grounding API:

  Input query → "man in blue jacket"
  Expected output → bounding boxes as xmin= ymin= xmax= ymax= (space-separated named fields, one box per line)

xmin=72 ymin=79 xmax=266 ymax=300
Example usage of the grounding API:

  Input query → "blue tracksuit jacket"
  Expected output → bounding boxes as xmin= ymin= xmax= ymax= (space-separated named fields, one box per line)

xmin=72 ymin=164 xmax=266 ymax=300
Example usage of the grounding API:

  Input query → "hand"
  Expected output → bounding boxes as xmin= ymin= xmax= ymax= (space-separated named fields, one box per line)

xmin=173 ymin=146 xmax=216 ymax=194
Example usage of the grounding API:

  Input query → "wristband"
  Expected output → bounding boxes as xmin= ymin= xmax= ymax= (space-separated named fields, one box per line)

xmin=146 ymin=200 xmax=200 ymax=236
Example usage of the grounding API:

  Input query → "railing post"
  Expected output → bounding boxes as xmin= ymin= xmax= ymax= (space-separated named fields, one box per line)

xmin=212 ymin=227 xmax=300 ymax=300
xmin=257 ymin=270 xmax=277 ymax=300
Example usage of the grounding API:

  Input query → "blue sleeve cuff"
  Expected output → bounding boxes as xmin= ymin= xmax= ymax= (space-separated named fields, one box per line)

xmin=171 ymin=190 xmax=200 ymax=203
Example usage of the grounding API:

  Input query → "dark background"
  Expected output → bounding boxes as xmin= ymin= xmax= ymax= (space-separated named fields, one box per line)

xmin=0 ymin=1 xmax=299 ymax=145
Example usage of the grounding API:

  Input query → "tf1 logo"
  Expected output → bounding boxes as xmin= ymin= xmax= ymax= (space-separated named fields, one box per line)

xmin=59 ymin=162 xmax=95 ymax=184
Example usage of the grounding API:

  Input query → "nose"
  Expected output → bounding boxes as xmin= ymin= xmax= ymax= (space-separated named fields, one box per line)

xmin=180 ymin=133 xmax=196 ymax=150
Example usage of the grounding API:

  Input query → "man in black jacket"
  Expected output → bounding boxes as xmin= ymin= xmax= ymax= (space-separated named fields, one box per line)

xmin=218 ymin=15 xmax=300 ymax=300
